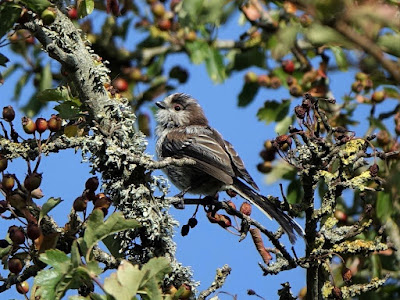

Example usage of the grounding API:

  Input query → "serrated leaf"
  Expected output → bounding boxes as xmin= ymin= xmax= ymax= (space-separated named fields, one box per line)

xmin=0 ymin=53 xmax=9 ymax=67
xmin=141 ymin=257 xmax=171 ymax=284
xmin=86 ymin=261 xmax=102 ymax=277
xmin=20 ymin=0 xmax=51 ymax=13
xmin=179 ymin=0 xmax=204 ymax=27
xmin=330 ymin=46 xmax=348 ymax=71
xmin=39 ymin=197 xmax=62 ymax=224
xmin=238 ymin=82 xmax=259 ymax=107
xmin=34 ymin=269 xmax=62 ymax=299
xmin=55 ymin=101 xmax=82 ymax=119
xmin=287 ymin=180 xmax=303 ymax=205
xmin=35 ymin=87 xmax=70 ymax=102
xmin=142 ymin=277 xmax=163 ymax=300
xmin=257 ymin=100 xmax=291 ymax=124
xmin=0 ymin=3 xmax=22 ymax=39
xmin=104 ymin=260 xmax=143 ymax=300
xmin=376 ymin=191 xmax=392 ymax=221
xmin=39 ymin=249 xmax=71 ymax=272
xmin=271 ymin=25 xmax=298 ymax=60
xmin=77 ymin=0 xmax=94 ymax=17
xmin=82 ymin=210 xmax=140 ymax=261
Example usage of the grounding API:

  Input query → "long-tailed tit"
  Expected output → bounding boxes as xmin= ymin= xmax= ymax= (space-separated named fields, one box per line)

xmin=155 ymin=93 xmax=304 ymax=243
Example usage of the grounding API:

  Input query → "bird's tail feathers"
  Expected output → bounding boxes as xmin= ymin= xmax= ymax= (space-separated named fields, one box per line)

xmin=230 ymin=178 xmax=304 ymax=244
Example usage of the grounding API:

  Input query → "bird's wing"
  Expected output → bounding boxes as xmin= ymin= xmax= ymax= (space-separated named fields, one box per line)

xmin=162 ymin=128 xmax=235 ymax=185
xmin=222 ymin=139 xmax=260 ymax=191
xmin=205 ymin=128 xmax=260 ymax=191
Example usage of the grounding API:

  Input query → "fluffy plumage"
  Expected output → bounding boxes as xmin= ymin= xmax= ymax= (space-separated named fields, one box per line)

xmin=155 ymin=93 xmax=304 ymax=243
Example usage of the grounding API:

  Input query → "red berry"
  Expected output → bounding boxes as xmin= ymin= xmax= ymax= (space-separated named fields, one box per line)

xmin=2 ymin=174 xmax=15 ymax=191
xmin=113 ymin=78 xmax=129 ymax=92
xmin=8 ymin=258 xmax=23 ymax=274
xmin=157 ymin=18 xmax=171 ymax=31
xmin=27 ymin=222 xmax=41 ymax=240
xmin=22 ymin=117 xmax=36 ymax=134
xmin=240 ymin=202 xmax=252 ymax=216
xmin=282 ymin=59 xmax=295 ymax=74
xmin=85 ymin=176 xmax=99 ymax=192
xmin=2 ymin=106 xmax=15 ymax=122
xmin=68 ymin=7 xmax=78 ymax=20
xmin=48 ymin=115 xmax=62 ymax=132
xmin=73 ymin=196 xmax=88 ymax=212
xmin=24 ymin=172 xmax=42 ymax=191
xmin=9 ymin=226 xmax=25 ymax=245
xmin=16 ymin=281 xmax=29 ymax=294
xmin=35 ymin=118 xmax=48 ymax=134
xmin=0 ymin=155 xmax=8 ymax=172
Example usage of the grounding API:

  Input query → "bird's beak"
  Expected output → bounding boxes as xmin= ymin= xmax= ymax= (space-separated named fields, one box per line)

xmin=156 ymin=101 xmax=166 ymax=109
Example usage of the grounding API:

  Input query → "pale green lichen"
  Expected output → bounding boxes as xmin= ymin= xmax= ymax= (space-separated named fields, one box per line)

xmin=341 ymin=277 xmax=387 ymax=298
xmin=346 ymin=170 xmax=372 ymax=191
xmin=319 ymin=170 xmax=338 ymax=183
xmin=339 ymin=139 xmax=366 ymax=165
xmin=322 ymin=281 xmax=334 ymax=298
xmin=332 ymin=239 xmax=388 ymax=254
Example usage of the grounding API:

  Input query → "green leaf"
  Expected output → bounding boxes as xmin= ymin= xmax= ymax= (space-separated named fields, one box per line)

xmin=39 ymin=249 xmax=71 ymax=272
xmin=82 ymin=210 xmax=140 ymax=261
xmin=142 ymin=277 xmax=163 ymax=300
xmin=77 ymin=0 xmax=94 ymax=18
xmin=330 ymin=46 xmax=348 ymax=71
xmin=179 ymin=0 xmax=204 ymax=27
xmin=40 ymin=63 xmax=53 ymax=91
xmin=14 ymin=72 xmax=31 ymax=100
xmin=265 ymin=161 xmax=295 ymax=184
xmin=275 ymin=115 xmax=293 ymax=135
xmin=70 ymin=240 xmax=81 ymax=268
xmin=35 ymin=87 xmax=70 ymax=102
xmin=226 ymin=47 xmax=266 ymax=73
xmin=186 ymin=40 xmax=209 ymax=64
xmin=39 ymin=197 xmax=63 ymax=224
xmin=305 ymin=24 xmax=352 ymax=48
xmin=238 ymin=82 xmax=259 ymax=107
xmin=102 ymin=234 xmax=125 ymax=258
xmin=376 ymin=191 xmax=392 ymax=221
xmin=287 ymin=180 xmax=303 ymax=205
xmin=0 ymin=53 xmax=9 ymax=67
xmin=20 ymin=0 xmax=51 ymax=13
xmin=54 ymin=101 xmax=82 ymax=120
xmin=140 ymin=257 xmax=171 ymax=284
xmin=147 ymin=55 xmax=165 ymax=77
xmin=378 ymin=33 xmax=400 ymax=57
xmin=104 ymin=260 xmax=144 ymax=300
xmin=0 ymin=3 xmax=22 ymax=39
xmin=271 ymin=25 xmax=298 ymax=60
xmin=204 ymin=47 xmax=225 ymax=83
xmin=86 ymin=261 xmax=103 ymax=277
xmin=35 ymin=269 xmax=63 ymax=299
xmin=0 ymin=243 xmax=12 ymax=258
xmin=257 ymin=100 xmax=291 ymax=124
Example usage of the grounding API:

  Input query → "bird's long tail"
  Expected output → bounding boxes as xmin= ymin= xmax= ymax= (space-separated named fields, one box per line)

xmin=230 ymin=178 xmax=304 ymax=244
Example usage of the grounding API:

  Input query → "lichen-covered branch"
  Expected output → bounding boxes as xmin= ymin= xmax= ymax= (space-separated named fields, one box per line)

xmin=197 ymin=265 xmax=231 ymax=300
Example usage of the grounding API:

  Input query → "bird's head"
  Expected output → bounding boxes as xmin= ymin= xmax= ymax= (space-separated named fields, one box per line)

xmin=155 ymin=93 xmax=208 ymax=130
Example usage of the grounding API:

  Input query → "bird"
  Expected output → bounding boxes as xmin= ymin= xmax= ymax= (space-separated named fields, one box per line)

xmin=155 ymin=93 xmax=304 ymax=243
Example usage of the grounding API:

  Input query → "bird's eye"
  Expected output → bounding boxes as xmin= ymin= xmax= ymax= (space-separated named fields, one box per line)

xmin=174 ymin=104 xmax=182 ymax=111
